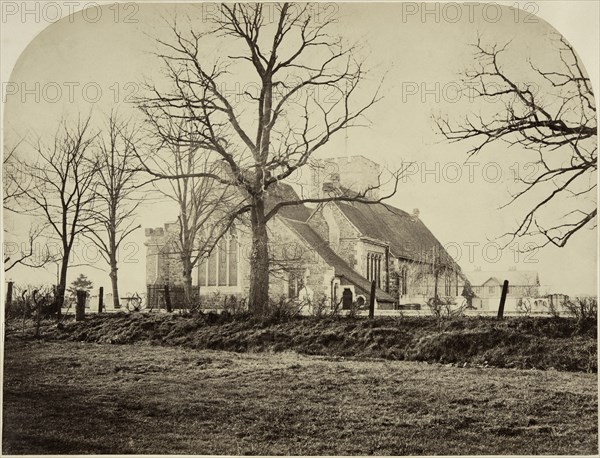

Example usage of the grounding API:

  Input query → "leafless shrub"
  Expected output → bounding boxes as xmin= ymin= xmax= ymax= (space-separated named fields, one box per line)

xmin=427 ymin=296 xmax=466 ymax=319
xmin=5 ymin=285 xmax=56 ymax=336
xmin=222 ymin=295 xmax=248 ymax=316
xmin=263 ymin=295 xmax=304 ymax=322
xmin=516 ymin=297 xmax=533 ymax=316
xmin=563 ymin=297 xmax=597 ymax=321
xmin=543 ymin=300 xmax=562 ymax=318
xmin=347 ymin=299 xmax=368 ymax=319
xmin=307 ymin=294 xmax=339 ymax=318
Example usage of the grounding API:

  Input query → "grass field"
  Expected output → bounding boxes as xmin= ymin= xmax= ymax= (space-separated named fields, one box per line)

xmin=3 ymin=339 xmax=597 ymax=455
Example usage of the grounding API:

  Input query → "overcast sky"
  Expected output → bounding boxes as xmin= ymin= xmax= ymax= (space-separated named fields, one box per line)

xmin=3 ymin=2 xmax=598 ymax=296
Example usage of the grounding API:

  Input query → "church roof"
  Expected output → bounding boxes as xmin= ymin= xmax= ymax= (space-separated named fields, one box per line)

xmin=283 ymin=218 xmax=396 ymax=303
xmin=334 ymin=201 xmax=459 ymax=269
xmin=265 ymin=182 xmax=312 ymax=222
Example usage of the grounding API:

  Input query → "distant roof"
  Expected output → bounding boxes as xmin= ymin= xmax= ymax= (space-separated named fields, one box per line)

xmin=265 ymin=182 xmax=312 ymax=222
xmin=283 ymin=218 xmax=396 ymax=303
xmin=332 ymin=201 xmax=460 ymax=269
xmin=465 ymin=270 xmax=539 ymax=286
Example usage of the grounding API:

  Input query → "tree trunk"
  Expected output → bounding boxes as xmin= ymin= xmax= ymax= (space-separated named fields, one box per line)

xmin=109 ymin=259 xmax=120 ymax=309
xmin=182 ymin=257 xmax=194 ymax=307
xmin=56 ymin=253 xmax=69 ymax=318
xmin=248 ymin=198 xmax=269 ymax=315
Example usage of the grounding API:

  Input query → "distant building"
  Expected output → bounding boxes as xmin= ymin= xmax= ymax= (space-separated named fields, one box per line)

xmin=465 ymin=268 xmax=544 ymax=312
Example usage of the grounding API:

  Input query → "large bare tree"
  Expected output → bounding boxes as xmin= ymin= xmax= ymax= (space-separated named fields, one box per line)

xmin=139 ymin=3 xmax=402 ymax=313
xmin=438 ymin=35 xmax=596 ymax=249
xmin=16 ymin=117 xmax=98 ymax=313
xmin=86 ymin=113 xmax=141 ymax=310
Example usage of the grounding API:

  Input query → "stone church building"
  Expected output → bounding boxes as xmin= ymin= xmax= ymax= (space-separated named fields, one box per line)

xmin=145 ymin=156 xmax=464 ymax=311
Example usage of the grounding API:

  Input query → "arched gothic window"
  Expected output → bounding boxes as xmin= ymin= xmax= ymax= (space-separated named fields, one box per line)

xmin=367 ymin=252 xmax=383 ymax=288
xmin=198 ymin=228 xmax=239 ymax=287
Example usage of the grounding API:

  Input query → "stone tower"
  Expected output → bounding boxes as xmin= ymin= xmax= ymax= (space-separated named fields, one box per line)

xmin=294 ymin=155 xmax=381 ymax=202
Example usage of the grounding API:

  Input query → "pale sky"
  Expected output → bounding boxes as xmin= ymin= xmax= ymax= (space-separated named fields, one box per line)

xmin=2 ymin=2 xmax=598 ymax=297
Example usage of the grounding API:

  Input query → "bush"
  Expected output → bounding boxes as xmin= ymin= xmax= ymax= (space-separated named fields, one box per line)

xmin=5 ymin=286 xmax=56 ymax=321
xmin=427 ymin=296 xmax=466 ymax=318
xmin=563 ymin=297 xmax=597 ymax=335
xmin=260 ymin=295 xmax=304 ymax=324
xmin=222 ymin=295 xmax=248 ymax=316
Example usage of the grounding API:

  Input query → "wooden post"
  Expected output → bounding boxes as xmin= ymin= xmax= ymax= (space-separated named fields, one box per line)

xmin=33 ymin=290 xmax=42 ymax=338
xmin=369 ymin=280 xmax=376 ymax=319
xmin=498 ymin=280 xmax=509 ymax=319
xmin=164 ymin=285 xmax=172 ymax=313
xmin=5 ymin=281 xmax=13 ymax=316
xmin=76 ymin=290 xmax=86 ymax=321
xmin=21 ymin=290 xmax=28 ymax=335
xmin=98 ymin=287 xmax=104 ymax=314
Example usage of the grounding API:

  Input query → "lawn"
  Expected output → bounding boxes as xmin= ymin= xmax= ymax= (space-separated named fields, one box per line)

xmin=3 ymin=339 xmax=597 ymax=455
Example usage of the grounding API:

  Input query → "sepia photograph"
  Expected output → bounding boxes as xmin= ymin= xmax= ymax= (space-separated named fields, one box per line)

xmin=1 ymin=1 xmax=598 ymax=455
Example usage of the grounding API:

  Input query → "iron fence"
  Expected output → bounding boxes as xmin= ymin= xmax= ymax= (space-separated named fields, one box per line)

xmin=146 ymin=284 xmax=200 ymax=310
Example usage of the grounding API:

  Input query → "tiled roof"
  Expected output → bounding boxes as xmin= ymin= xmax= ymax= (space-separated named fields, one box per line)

xmin=333 ymin=201 xmax=459 ymax=269
xmin=283 ymin=218 xmax=396 ymax=303
xmin=265 ymin=182 xmax=312 ymax=222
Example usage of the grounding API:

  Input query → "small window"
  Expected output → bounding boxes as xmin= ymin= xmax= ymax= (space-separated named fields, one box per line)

xmin=488 ymin=286 xmax=496 ymax=294
xmin=288 ymin=270 xmax=304 ymax=299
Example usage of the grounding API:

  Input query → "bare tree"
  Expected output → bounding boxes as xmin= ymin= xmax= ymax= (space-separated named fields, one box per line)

xmin=438 ymin=34 xmax=596 ymax=249
xmin=3 ymin=142 xmax=56 ymax=272
xmin=3 ymin=223 xmax=55 ymax=272
xmin=16 ymin=117 xmax=98 ymax=314
xmin=86 ymin=113 xmax=141 ymax=310
xmin=140 ymin=119 xmax=240 ymax=305
xmin=3 ymin=140 xmax=29 ymax=211
xmin=139 ymin=3 xmax=403 ymax=313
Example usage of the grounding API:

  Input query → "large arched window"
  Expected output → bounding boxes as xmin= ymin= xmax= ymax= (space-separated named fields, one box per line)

xmin=198 ymin=228 xmax=239 ymax=287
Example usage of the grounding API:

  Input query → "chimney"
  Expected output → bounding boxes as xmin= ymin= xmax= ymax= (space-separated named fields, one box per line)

xmin=411 ymin=208 xmax=420 ymax=221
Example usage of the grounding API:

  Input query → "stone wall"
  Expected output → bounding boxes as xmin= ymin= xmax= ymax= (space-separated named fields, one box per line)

xmin=309 ymin=202 xmax=361 ymax=270
xmin=269 ymin=217 xmax=336 ymax=304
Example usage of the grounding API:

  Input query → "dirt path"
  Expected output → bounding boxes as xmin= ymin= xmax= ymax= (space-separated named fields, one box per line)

xmin=3 ymin=339 xmax=597 ymax=455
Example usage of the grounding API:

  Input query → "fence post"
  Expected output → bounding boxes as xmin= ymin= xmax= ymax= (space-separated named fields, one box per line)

xmin=33 ymin=290 xmax=42 ymax=338
xmin=98 ymin=287 xmax=104 ymax=313
xmin=5 ymin=281 xmax=13 ymax=315
xmin=76 ymin=290 xmax=86 ymax=321
xmin=369 ymin=280 xmax=376 ymax=319
xmin=498 ymin=280 xmax=509 ymax=319
xmin=164 ymin=285 xmax=172 ymax=313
